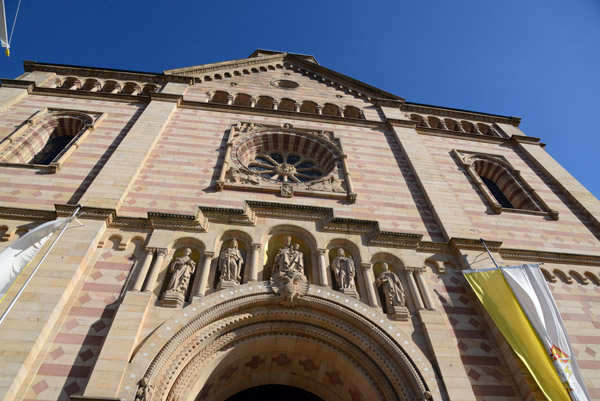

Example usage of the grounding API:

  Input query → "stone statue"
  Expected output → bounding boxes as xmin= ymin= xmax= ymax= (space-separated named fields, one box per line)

xmin=331 ymin=248 xmax=357 ymax=297
xmin=272 ymin=236 xmax=303 ymax=276
xmin=218 ymin=238 xmax=244 ymax=285
xmin=270 ymin=236 xmax=309 ymax=306
xmin=166 ymin=248 xmax=196 ymax=294
xmin=226 ymin=166 xmax=259 ymax=185
xmin=376 ymin=263 xmax=406 ymax=308
xmin=376 ymin=262 xmax=409 ymax=321
xmin=161 ymin=248 xmax=196 ymax=308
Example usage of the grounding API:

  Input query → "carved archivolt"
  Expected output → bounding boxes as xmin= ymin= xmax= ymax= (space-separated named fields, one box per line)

xmin=126 ymin=289 xmax=438 ymax=401
xmin=215 ymin=122 xmax=357 ymax=202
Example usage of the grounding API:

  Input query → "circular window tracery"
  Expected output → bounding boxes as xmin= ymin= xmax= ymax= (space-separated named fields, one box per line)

xmin=231 ymin=131 xmax=338 ymax=185
xmin=248 ymin=151 xmax=323 ymax=183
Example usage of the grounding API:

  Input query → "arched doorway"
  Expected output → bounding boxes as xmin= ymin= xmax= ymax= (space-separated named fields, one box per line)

xmin=127 ymin=285 xmax=438 ymax=401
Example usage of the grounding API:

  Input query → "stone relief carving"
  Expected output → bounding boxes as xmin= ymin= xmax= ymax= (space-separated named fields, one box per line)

xmin=331 ymin=248 xmax=359 ymax=298
xmin=305 ymin=175 xmax=346 ymax=193
xmin=135 ymin=378 xmax=154 ymax=401
xmin=270 ymin=236 xmax=309 ymax=306
xmin=225 ymin=166 xmax=260 ymax=185
xmin=376 ymin=262 xmax=409 ymax=321
xmin=161 ymin=248 xmax=196 ymax=308
xmin=217 ymin=239 xmax=244 ymax=289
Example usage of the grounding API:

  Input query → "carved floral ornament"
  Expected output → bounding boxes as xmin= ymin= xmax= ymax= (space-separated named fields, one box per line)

xmin=216 ymin=122 xmax=357 ymax=202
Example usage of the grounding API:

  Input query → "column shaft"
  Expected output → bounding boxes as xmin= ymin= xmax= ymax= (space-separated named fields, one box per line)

xmin=405 ymin=267 xmax=425 ymax=310
xmin=249 ymin=243 xmax=261 ymax=282
xmin=196 ymin=251 xmax=215 ymax=297
xmin=143 ymin=248 xmax=167 ymax=294
xmin=361 ymin=263 xmax=378 ymax=307
xmin=415 ymin=268 xmax=435 ymax=310
xmin=317 ymin=248 xmax=329 ymax=286
xmin=132 ymin=250 xmax=154 ymax=291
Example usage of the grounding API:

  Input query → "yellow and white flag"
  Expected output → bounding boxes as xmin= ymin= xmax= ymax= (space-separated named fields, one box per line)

xmin=464 ymin=265 xmax=590 ymax=401
xmin=502 ymin=265 xmax=590 ymax=401
xmin=0 ymin=217 xmax=74 ymax=300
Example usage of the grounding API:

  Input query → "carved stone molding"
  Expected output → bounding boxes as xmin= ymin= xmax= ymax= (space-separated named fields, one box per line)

xmin=131 ymin=292 xmax=433 ymax=401
xmin=215 ymin=121 xmax=357 ymax=203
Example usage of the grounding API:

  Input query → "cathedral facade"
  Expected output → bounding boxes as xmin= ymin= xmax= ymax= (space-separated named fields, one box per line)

xmin=0 ymin=50 xmax=599 ymax=401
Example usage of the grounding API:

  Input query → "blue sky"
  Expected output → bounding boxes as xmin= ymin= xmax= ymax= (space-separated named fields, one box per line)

xmin=2 ymin=0 xmax=599 ymax=199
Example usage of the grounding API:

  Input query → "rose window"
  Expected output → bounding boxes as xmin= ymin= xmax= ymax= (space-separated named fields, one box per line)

xmin=231 ymin=131 xmax=338 ymax=185
xmin=248 ymin=152 xmax=323 ymax=183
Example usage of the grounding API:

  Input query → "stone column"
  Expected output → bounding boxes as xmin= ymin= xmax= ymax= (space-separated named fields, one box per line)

xmin=249 ymin=243 xmax=261 ymax=282
xmin=216 ymin=142 xmax=233 ymax=190
xmin=131 ymin=249 xmax=154 ymax=291
xmin=360 ymin=263 xmax=378 ymax=307
xmin=143 ymin=248 xmax=167 ymax=294
xmin=405 ymin=267 xmax=425 ymax=310
xmin=317 ymin=248 xmax=329 ymax=286
xmin=415 ymin=267 xmax=435 ymax=311
xmin=195 ymin=251 xmax=215 ymax=297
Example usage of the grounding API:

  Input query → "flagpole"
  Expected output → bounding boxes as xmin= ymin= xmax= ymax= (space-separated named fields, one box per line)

xmin=480 ymin=238 xmax=499 ymax=268
xmin=0 ymin=205 xmax=82 ymax=325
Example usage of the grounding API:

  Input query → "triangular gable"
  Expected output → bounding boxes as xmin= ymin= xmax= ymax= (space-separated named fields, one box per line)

xmin=164 ymin=50 xmax=403 ymax=103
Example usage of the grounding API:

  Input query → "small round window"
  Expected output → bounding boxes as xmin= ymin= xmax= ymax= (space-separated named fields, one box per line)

xmin=270 ymin=80 xmax=299 ymax=89
xmin=248 ymin=151 xmax=323 ymax=183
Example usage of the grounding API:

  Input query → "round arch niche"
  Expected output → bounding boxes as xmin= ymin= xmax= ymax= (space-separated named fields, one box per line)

xmin=127 ymin=287 xmax=439 ymax=401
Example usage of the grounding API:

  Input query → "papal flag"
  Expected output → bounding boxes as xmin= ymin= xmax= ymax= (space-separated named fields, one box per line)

xmin=464 ymin=265 xmax=591 ymax=401
xmin=0 ymin=217 xmax=75 ymax=300
xmin=0 ymin=0 xmax=9 ymax=52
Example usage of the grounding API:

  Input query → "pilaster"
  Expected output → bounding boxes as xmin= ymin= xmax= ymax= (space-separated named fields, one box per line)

xmin=79 ymin=87 xmax=186 ymax=211
xmin=386 ymin=121 xmax=478 ymax=241
xmin=0 ymin=218 xmax=106 ymax=401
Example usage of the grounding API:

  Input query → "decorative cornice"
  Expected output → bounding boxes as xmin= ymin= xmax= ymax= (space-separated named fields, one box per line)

xmin=0 ymin=79 xmax=35 ymax=91
xmin=510 ymin=135 xmax=541 ymax=145
xmin=449 ymin=238 xmax=503 ymax=252
xmin=150 ymin=92 xmax=183 ymax=104
xmin=164 ymin=54 xmax=287 ymax=77
xmin=500 ymin=248 xmax=600 ymax=266
xmin=22 ymin=61 xmax=166 ymax=83
xmin=178 ymin=100 xmax=383 ymax=128
xmin=32 ymin=86 xmax=150 ymax=104
xmin=0 ymin=206 xmax=56 ymax=220
xmin=403 ymin=103 xmax=520 ymax=126
xmin=1 ymin=204 xmax=598 ymax=266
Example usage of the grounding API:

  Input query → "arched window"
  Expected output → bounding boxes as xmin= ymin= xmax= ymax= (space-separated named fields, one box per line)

xmin=455 ymin=150 xmax=558 ymax=219
xmin=0 ymin=110 xmax=99 ymax=172
xmin=210 ymin=91 xmax=230 ymax=104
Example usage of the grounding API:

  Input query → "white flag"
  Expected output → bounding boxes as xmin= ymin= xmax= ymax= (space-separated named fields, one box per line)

xmin=502 ymin=264 xmax=591 ymax=401
xmin=0 ymin=0 xmax=8 ymax=49
xmin=0 ymin=217 xmax=74 ymax=299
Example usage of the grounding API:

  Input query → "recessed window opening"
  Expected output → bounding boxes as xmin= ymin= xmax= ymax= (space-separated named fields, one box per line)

xmin=481 ymin=176 xmax=514 ymax=208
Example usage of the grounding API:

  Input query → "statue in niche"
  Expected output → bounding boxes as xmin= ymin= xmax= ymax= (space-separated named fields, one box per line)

xmin=161 ymin=248 xmax=196 ymax=308
xmin=331 ymin=248 xmax=358 ymax=298
xmin=226 ymin=166 xmax=260 ymax=185
xmin=270 ymin=236 xmax=308 ymax=306
xmin=272 ymin=236 xmax=304 ymax=276
xmin=217 ymin=238 xmax=244 ymax=289
xmin=306 ymin=175 xmax=345 ymax=193
xmin=376 ymin=262 xmax=409 ymax=321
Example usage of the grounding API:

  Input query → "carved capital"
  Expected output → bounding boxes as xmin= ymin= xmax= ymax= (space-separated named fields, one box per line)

xmin=360 ymin=262 xmax=372 ymax=271
xmin=404 ymin=266 xmax=417 ymax=273
xmin=317 ymin=248 xmax=328 ymax=256
xmin=251 ymin=242 xmax=261 ymax=251
xmin=155 ymin=248 xmax=168 ymax=258
xmin=144 ymin=248 xmax=154 ymax=256
xmin=414 ymin=266 xmax=426 ymax=274
xmin=203 ymin=250 xmax=216 ymax=259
